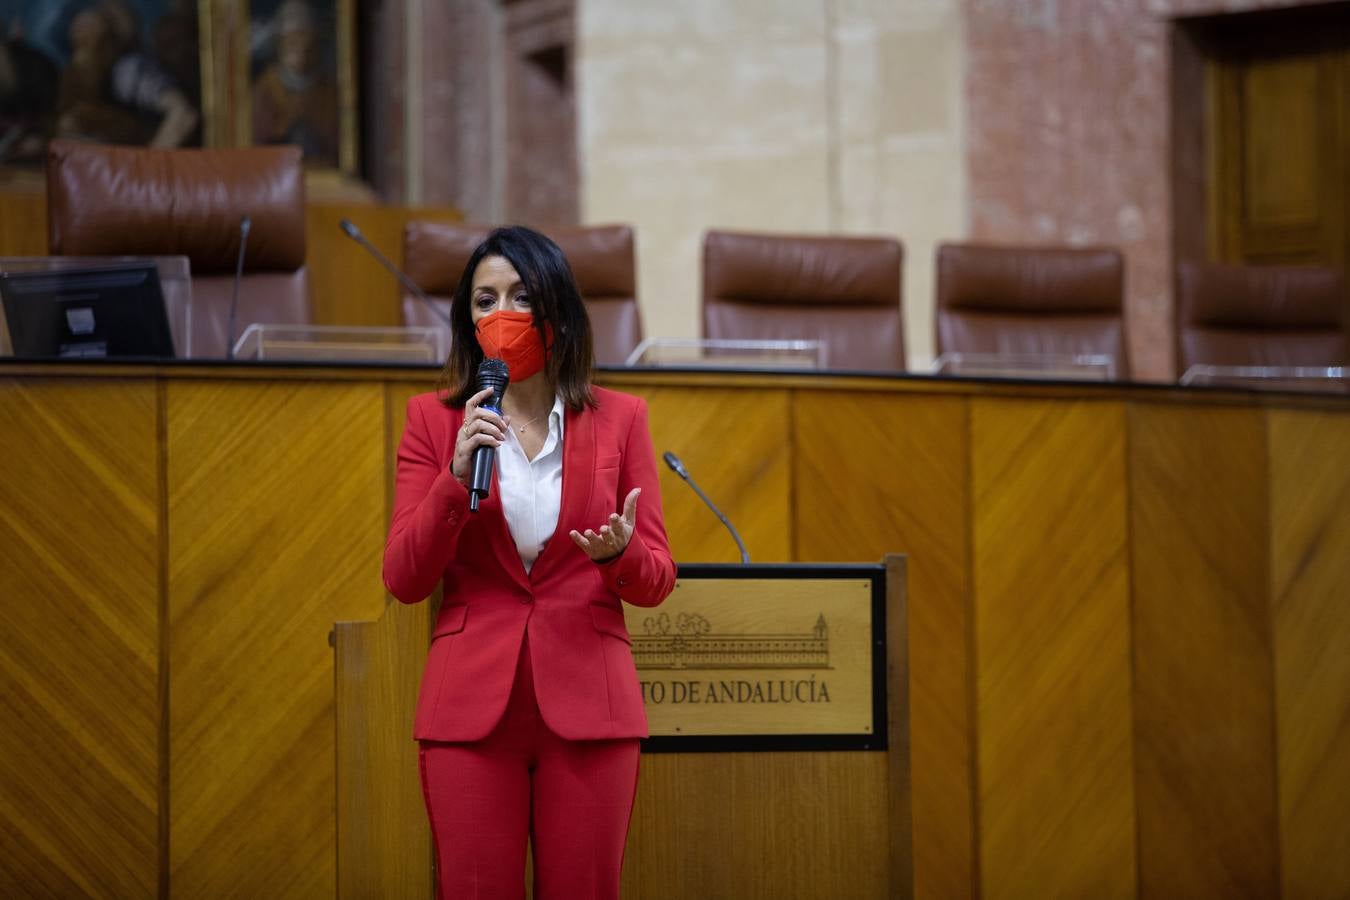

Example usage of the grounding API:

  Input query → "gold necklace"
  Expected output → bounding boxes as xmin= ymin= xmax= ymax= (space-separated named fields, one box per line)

xmin=512 ymin=412 xmax=546 ymax=433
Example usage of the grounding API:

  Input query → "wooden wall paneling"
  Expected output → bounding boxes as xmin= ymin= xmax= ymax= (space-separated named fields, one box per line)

xmin=630 ymin=386 xmax=793 ymax=563
xmin=1128 ymin=402 xmax=1277 ymax=898
xmin=0 ymin=378 xmax=160 ymax=896
xmin=0 ymin=189 xmax=49 ymax=258
xmin=970 ymin=398 xmax=1134 ymax=899
xmin=1268 ymin=409 xmax=1350 ymax=896
xmin=793 ymin=391 xmax=973 ymax=900
xmin=306 ymin=204 xmax=463 ymax=328
xmin=166 ymin=379 xmax=388 ymax=897
xmin=622 ymin=752 xmax=890 ymax=899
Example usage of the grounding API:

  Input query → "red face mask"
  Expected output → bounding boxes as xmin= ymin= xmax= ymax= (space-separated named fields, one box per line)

xmin=475 ymin=310 xmax=553 ymax=381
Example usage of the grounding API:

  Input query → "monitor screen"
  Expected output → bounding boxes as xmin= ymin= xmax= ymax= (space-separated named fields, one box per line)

xmin=0 ymin=263 xmax=175 ymax=360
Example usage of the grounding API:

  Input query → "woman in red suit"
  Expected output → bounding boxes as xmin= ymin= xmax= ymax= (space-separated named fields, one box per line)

xmin=383 ymin=225 xmax=676 ymax=899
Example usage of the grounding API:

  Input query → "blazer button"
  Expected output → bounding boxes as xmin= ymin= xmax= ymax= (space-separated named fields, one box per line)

xmin=617 ymin=577 xmax=630 ymax=587
xmin=520 ymin=595 xmax=532 ymax=604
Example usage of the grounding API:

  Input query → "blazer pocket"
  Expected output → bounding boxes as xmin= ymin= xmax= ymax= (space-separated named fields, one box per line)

xmin=432 ymin=604 xmax=468 ymax=639
xmin=589 ymin=603 xmax=632 ymax=644
xmin=596 ymin=453 xmax=621 ymax=470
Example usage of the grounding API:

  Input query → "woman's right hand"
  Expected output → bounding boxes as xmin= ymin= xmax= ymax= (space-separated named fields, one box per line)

xmin=451 ymin=387 xmax=510 ymax=484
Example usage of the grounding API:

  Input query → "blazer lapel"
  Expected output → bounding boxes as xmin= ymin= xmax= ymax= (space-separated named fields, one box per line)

xmin=454 ymin=407 xmax=531 ymax=593
xmin=532 ymin=402 xmax=595 ymax=577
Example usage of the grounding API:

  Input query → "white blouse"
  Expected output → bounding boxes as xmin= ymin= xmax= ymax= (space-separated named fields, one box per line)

xmin=496 ymin=394 xmax=565 ymax=573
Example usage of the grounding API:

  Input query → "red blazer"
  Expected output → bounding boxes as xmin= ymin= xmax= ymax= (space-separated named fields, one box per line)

xmin=383 ymin=386 xmax=676 ymax=742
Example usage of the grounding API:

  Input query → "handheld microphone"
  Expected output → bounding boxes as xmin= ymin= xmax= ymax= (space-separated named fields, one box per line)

xmin=469 ymin=358 xmax=510 ymax=512
xmin=225 ymin=214 xmax=251 ymax=360
xmin=662 ymin=451 xmax=750 ymax=563
xmin=338 ymin=218 xmax=452 ymax=326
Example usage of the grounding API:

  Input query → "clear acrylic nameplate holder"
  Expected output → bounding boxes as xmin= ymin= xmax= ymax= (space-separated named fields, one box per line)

xmin=623 ymin=337 xmax=825 ymax=369
xmin=231 ymin=324 xmax=448 ymax=365
xmin=0 ymin=255 xmax=192 ymax=358
xmin=932 ymin=351 xmax=1117 ymax=381
xmin=1179 ymin=364 xmax=1349 ymax=394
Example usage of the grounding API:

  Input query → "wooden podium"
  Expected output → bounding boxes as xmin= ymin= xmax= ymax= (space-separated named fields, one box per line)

xmin=334 ymin=558 xmax=911 ymax=899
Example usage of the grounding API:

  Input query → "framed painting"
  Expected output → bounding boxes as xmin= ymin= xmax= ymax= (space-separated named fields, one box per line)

xmin=0 ymin=0 xmax=218 ymax=167
xmin=240 ymin=0 xmax=356 ymax=174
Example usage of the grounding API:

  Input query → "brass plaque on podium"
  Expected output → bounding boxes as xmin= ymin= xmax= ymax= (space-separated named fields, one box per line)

xmin=625 ymin=564 xmax=886 ymax=751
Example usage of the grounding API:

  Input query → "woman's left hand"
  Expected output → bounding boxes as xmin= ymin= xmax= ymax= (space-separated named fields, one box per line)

xmin=570 ymin=488 xmax=641 ymax=562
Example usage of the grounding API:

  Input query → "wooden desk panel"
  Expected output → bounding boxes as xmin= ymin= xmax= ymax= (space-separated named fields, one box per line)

xmin=0 ymin=377 xmax=160 ymax=897
xmin=1269 ymin=410 xmax=1350 ymax=895
xmin=1129 ymin=403 xmax=1276 ymax=898
xmin=793 ymin=390 xmax=975 ymax=900
xmin=971 ymin=398 xmax=1135 ymax=899
xmin=165 ymin=379 xmax=388 ymax=898
xmin=638 ymin=385 xmax=793 ymax=564
xmin=3 ymin=365 xmax=1349 ymax=899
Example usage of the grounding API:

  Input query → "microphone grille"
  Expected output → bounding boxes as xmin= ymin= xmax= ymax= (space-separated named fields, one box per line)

xmin=662 ymin=451 xmax=688 ymax=478
xmin=476 ymin=357 xmax=510 ymax=396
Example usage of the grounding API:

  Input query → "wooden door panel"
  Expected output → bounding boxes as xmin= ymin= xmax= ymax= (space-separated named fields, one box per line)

xmin=1208 ymin=13 xmax=1349 ymax=266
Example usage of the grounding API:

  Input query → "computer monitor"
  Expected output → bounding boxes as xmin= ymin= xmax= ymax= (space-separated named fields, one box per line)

xmin=0 ymin=262 xmax=175 ymax=359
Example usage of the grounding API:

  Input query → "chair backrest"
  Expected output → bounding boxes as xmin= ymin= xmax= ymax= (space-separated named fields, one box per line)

xmin=401 ymin=221 xmax=642 ymax=366
xmin=46 ymin=139 xmax=310 ymax=358
xmin=1175 ymin=261 xmax=1348 ymax=372
xmin=936 ymin=243 xmax=1128 ymax=377
xmin=701 ymin=229 xmax=904 ymax=371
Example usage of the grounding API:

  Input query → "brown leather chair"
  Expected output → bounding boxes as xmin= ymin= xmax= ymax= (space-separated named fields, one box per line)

xmin=401 ymin=221 xmax=642 ymax=366
xmin=936 ymin=243 xmax=1128 ymax=377
xmin=46 ymin=139 xmax=310 ymax=358
xmin=1175 ymin=261 xmax=1348 ymax=372
xmin=701 ymin=230 xmax=904 ymax=371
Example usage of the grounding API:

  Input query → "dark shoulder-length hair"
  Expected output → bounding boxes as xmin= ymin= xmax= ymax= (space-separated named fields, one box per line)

xmin=439 ymin=226 xmax=596 ymax=410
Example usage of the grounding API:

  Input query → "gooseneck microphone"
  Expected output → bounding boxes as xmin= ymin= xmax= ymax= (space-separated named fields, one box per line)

xmin=338 ymin=218 xmax=452 ymax=325
xmin=469 ymin=358 xmax=510 ymax=512
xmin=225 ymin=214 xmax=251 ymax=360
xmin=662 ymin=451 xmax=750 ymax=563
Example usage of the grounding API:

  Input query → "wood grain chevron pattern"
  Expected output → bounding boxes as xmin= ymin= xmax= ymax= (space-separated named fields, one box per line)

xmin=794 ymin=391 xmax=973 ymax=900
xmin=971 ymin=398 xmax=1134 ymax=899
xmin=1129 ymin=404 xmax=1277 ymax=898
xmin=0 ymin=378 xmax=159 ymax=897
xmin=1269 ymin=410 xmax=1350 ymax=897
xmin=633 ymin=386 xmax=792 ymax=563
xmin=166 ymin=380 xmax=388 ymax=898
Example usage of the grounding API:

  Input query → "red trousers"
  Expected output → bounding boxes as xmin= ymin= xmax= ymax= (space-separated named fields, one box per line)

xmin=419 ymin=637 xmax=640 ymax=900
